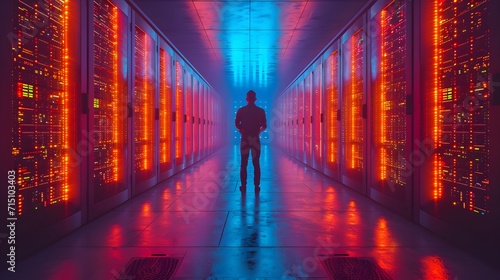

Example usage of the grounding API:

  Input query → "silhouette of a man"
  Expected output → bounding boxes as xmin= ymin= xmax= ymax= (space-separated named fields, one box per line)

xmin=235 ymin=90 xmax=267 ymax=192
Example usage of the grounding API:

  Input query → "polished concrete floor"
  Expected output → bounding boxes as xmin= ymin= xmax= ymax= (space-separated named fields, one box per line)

xmin=2 ymin=145 xmax=500 ymax=279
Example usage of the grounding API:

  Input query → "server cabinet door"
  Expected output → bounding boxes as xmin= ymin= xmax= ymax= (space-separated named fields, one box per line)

xmin=209 ymin=93 xmax=214 ymax=152
xmin=1 ymin=0 xmax=83 ymax=257
xmin=323 ymin=47 xmax=341 ymax=180
xmin=368 ymin=0 xmax=413 ymax=218
xmin=184 ymin=70 xmax=193 ymax=166
xmin=297 ymin=81 xmax=305 ymax=162
xmin=132 ymin=14 xmax=158 ymax=194
xmin=312 ymin=62 xmax=323 ymax=170
xmin=340 ymin=20 xmax=367 ymax=194
xmin=88 ymin=0 xmax=131 ymax=218
xmin=304 ymin=72 xmax=313 ymax=166
xmin=174 ymin=60 xmax=186 ymax=171
xmin=193 ymin=78 xmax=200 ymax=161
xmin=203 ymin=85 xmax=208 ymax=156
xmin=286 ymin=94 xmax=292 ymax=154
xmin=201 ymin=84 xmax=206 ymax=157
xmin=158 ymin=41 xmax=174 ymax=180
xmin=292 ymin=86 xmax=299 ymax=159
xmin=418 ymin=0 xmax=500 ymax=262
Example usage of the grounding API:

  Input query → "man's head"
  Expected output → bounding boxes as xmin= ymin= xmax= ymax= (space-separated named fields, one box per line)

xmin=246 ymin=90 xmax=257 ymax=103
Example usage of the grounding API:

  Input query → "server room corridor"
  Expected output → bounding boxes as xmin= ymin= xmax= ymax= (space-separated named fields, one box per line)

xmin=1 ymin=145 xmax=499 ymax=279
xmin=3 ymin=0 xmax=500 ymax=279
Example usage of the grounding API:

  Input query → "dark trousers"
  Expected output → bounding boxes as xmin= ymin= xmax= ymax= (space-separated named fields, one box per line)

xmin=240 ymin=135 xmax=261 ymax=187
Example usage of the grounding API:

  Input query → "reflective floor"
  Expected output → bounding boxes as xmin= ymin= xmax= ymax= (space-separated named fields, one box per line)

xmin=2 ymin=145 xmax=500 ymax=279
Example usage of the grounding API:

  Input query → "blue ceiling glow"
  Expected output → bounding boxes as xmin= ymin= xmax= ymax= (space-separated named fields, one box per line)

xmin=134 ymin=0 xmax=372 ymax=102
xmin=219 ymin=2 xmax=280 ymax=94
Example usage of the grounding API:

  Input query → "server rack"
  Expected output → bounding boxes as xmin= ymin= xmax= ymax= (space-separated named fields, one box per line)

xmin=1 ymin=0 xmax=84 ymax=258
xmin=292 ymin=85 xmax=299 ymax=159
xmin=282 ymin=90 xmax=288 ymax=154
xmin=206 ymin=92 xmax=210 ymax=153
xmin=214 ymin=93 xmax=220 ymax=150
xmin=201 ymin=84 xmax=206 ymax=158
xmin=213 ymin=92 xmax=217 ymax=152
xmin=298 ymin=81 xmax=305 ymax=162
xmin=158 ymin=40 xmax=175 ymax=181
xmin=312 ymin=61 xmax=323 ymax=170
xmin=368 ymin=0 xmax=413 ymax=218
xmin=193 ymin=78 xmax=200 ymax=162
xmin=184 ymin=69 xmax=193 ymax=166
xmin=280 ymin=95 xmax=285 ymax=150
xmin=275 ymin=0 xmax=500 ymax=265
xmin=209 ymin=92 xmax=214 ymax=153
xmin=1 ymin=0 xmax=223 ymax=265
xmin=322 ymin=44 xmax=341 ymax=180
xmin=204 ymin=83 xmax=208 ymax=156
xmin=210 ymin=92 xmax=215 ymax=153
xmin=418 ymin=0 xmax=500 ymax=259
xmin=340 ymin=18 xmax=368 ymax=194
xmin=88 ymin=0 xmax=132 ymax=218
xmin=304 ymin=72 xmax=313 ymax=166
xmin=286 ymin=93 xmax=292 ymax=154
xmin=214 ymin=93 xmax=219 ymax=149
xmin=131 ymin=13 xmax=158 ymax=195
xmin=202 ymin=82 xmax=209 ymax=154
xmin=174 ymin=59 xmax=185 ymax=171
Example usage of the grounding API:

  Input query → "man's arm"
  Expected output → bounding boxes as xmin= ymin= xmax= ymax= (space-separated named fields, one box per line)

xmin=235 ymin=109 xmax=242 ymax=131
xmin=260 ymin=109 xmax=267 ymax=132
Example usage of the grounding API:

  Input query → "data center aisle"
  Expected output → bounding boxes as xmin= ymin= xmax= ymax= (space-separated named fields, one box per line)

xmin=2 ymin=145 xmax=500 ymax=279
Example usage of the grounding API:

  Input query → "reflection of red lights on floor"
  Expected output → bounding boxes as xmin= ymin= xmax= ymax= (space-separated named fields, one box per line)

xmin=420 ymin=256 xmax=451 ymax=280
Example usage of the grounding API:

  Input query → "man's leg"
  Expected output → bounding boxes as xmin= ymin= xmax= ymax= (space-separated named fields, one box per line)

xmin=240 ymin=139 xmax=250 ymax=188
xmin=250 ymin=138 xmax=261 ymax=187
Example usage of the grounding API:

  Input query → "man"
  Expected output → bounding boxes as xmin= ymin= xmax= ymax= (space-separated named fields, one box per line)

xmin=235 ymin=90 xmax=267 ymax=192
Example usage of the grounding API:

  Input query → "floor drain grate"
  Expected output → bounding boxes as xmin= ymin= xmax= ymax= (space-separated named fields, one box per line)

xmin=321 ymin=257 xmax=392 ymax=280
xmin=116 ymin=257 xmax=182 ymax=280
